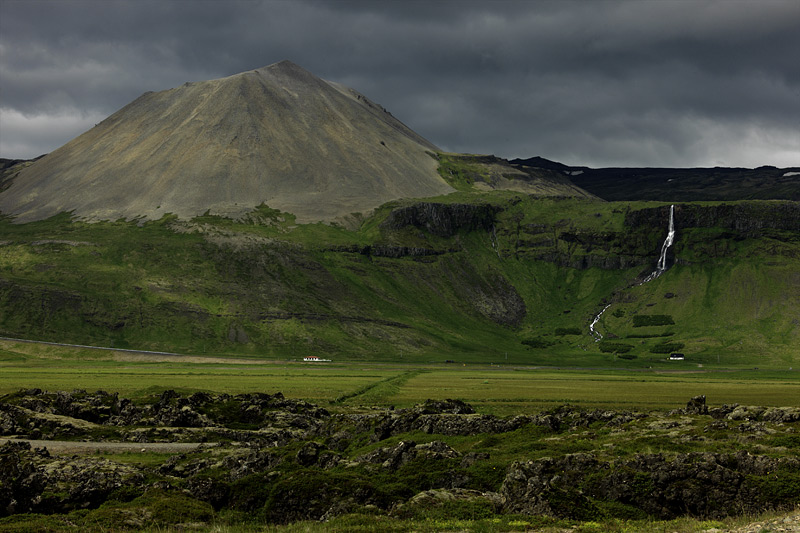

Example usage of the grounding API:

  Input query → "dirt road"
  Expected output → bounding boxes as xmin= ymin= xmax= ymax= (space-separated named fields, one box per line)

xmin=0 ymin=438 xmax=206 ymax=454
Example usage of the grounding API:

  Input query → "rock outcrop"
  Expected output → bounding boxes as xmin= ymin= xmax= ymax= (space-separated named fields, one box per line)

xmin=625 ymin=202 xmax=800 ymax=235
xmin=502 ymin=451 xmax=800 ymax=520
xmin=380 ymin=202 xmax=500 ymax=238
xmin=1 ymin=390 xmax=799 ymax=526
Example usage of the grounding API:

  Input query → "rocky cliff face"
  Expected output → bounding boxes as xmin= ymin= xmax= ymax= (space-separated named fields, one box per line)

xmin=380 ymin=202 xmax=500 ymax=238
xmin=504 ymin=201 xmax=800 ymax=270
xmin=626 ymin=202 xmax=800 ymax=235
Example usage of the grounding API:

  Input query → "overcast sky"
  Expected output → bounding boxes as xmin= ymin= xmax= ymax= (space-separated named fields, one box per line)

xmin=1 ymin=0 xmax=799 ymax=168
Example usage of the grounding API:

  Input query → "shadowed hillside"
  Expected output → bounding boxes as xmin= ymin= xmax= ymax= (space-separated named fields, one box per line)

xmin=511 ymin=157 xmax=800 ymax=201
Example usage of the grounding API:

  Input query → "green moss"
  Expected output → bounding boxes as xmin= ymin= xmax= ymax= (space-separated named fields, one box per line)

xmin=73 ymin=489 xmax=215 ymax=530
xmin=227 ymin=473 xmax=271 ymax=512
xmin=262 ymin=469 xmax=395 ymax=522
xmin=545 ymin=487 xmax=602 ymax=521
xmin=396 ymin=497 xmax=497 ymax=521
xmin=747 ymin=472 xmax=800 ymax=506
xmin=0 ymin=514 xmax=79 ymax=532
xmin=593 ymin=499 xmax=650 ymax=520
xmin=769 ymin=435 xmax=800 ymax=449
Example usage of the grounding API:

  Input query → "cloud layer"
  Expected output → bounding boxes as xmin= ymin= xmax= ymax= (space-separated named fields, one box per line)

xmin=1 ymin=0 xmax=799 ymax=167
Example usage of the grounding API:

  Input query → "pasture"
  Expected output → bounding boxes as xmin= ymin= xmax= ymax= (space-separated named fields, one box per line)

xmin=2 ymin=339 xmax=798 ymax=413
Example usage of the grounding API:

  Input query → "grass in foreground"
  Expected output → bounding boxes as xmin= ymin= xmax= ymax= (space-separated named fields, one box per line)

xmin=0 ymin=493 xmax=796 ymax=532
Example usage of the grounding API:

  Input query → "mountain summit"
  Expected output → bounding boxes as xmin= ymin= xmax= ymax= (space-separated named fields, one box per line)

xmin=0 ymin=61 xmax=453 ymax=223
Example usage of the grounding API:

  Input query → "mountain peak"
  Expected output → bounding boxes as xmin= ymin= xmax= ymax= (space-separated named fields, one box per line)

xmin=256 ymin=59 xmax=315 ymax=80
xmin=264 ymin=59 xmax=304 ymax=71
xmin=0 ymin=63 xmax=452 ymax=223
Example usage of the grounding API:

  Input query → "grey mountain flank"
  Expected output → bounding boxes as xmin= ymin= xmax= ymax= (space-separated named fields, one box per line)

xmin=0 ymin=61 xmax=454 ymax=223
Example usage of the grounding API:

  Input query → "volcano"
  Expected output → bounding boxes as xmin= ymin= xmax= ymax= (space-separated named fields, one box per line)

xmin=0 ymin=61 xmax=453 ymax=223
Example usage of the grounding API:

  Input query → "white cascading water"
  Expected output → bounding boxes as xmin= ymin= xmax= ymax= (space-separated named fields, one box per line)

xmin=590 ymin=204 xmax=676 ymax=341
xmin=589 ymin=304 xmax=611 ymax=341
xmin=642 ymin=204 xmax=675 ymax=283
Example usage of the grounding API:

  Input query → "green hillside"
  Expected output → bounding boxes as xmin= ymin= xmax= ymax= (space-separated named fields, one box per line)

xmin=1 ymin=157 xmax=798 ymax=368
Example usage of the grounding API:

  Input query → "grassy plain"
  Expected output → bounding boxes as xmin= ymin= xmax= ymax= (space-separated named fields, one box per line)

xmin=2 ymin=339 xmax=797 ymax=412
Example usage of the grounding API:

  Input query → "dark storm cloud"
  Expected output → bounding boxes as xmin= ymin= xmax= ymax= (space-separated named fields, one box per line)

xmin=1 ymin=0 xmax=799 ymax=167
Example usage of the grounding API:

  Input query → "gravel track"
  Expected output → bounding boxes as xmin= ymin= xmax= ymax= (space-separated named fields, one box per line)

xmin=0 ymin=438 xmax=206 ymax=454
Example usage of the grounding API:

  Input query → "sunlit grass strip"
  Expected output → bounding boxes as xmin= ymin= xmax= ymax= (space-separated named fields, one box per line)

xmin=0 ymin=363 xmax=400 ymax=402
xmin=390 ymin=369 xmax=800 ymax=414
xmin=1 ymin=350 xmax=797 ymax=412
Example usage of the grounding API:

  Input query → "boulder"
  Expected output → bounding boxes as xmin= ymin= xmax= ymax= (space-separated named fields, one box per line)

xmin=393 ymin=488 xmax=503 ymax=518
xmin=685 ymin=395 xmax=709 ymax=415
xmin=0 ymin=441 xmax=46 ymax=517
xmin=500 ymin=451 xmax=800 ymax=520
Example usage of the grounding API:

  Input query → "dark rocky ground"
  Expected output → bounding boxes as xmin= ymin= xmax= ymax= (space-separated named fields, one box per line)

xmin=1 ymin=390 xmax=799 ymax=530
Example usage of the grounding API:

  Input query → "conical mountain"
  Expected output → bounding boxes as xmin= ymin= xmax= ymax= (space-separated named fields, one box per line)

xmin=0 ymin=61 xmax=453 ymax=223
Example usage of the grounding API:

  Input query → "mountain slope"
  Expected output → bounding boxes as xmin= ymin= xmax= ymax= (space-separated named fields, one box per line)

xmin=0 ymin=61 xmax=454 ymax=223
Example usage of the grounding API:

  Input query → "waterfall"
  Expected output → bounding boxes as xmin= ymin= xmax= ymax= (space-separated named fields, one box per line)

xmin=589 ymin=205 xmax=676 ymax=340
xmin=590 ymin=304 xmax=611 ymax=342
xmin=642 ymin=204 xmax=675 ymax=283
xmin=489 ymin=225 xmax=501 ymax=259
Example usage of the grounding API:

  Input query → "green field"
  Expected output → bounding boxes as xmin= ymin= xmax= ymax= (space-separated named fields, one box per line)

xmin=2 ymin=340 xmax=797 ymax=413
